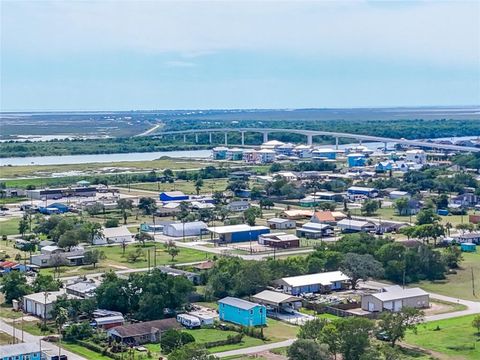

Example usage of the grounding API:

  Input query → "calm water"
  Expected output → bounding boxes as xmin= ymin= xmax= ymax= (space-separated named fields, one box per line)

xmin=0 ymin=136 xmax=477 ymax=166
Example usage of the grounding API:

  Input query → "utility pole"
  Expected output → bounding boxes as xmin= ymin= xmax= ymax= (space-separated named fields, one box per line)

xmin=472 ymin=268 xmax=476 ymax=297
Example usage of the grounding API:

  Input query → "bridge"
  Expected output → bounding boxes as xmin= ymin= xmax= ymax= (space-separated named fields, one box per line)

xmin=148 ymin=127 xmax=480 ymax=152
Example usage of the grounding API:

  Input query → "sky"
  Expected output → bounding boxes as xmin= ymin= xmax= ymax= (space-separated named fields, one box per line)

xmin=1 ymin=0 xmax=479 ymax=111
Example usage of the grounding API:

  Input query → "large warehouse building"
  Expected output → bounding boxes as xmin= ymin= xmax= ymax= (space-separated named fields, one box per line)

xmin=207 ymin=224 xmax=270 ymax=243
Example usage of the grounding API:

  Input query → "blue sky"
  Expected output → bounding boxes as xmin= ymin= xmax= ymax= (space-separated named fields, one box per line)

xmin=1 ymin=1 xmax=479 ymax=111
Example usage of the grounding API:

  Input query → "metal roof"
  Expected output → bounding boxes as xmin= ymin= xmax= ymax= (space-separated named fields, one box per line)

xmin=0 ymin=343 xmax=41 ymax=357
xmin=371 ymin=287 xmax=428 ymax=302
xmin=252 ymin=290 xmax=301 ymax=306
xmin=207 ymin=224 xmax=269 ymax=234
xmin=278 ymin=271 xmax=350 ymax=288
xmin=218 ymin=296 xmax=260 ymax=310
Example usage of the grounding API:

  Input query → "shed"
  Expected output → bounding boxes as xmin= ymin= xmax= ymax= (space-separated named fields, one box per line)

xmin=207 ymin=224 xmax=270 ymax=243
xmin=163 ymin=221 xmax=208 ymax=237
xmin=296 ymin=222 xmax=334 ymax=239
xmin=258 ymin=233 xmax=300 ymax=249
xmin=93 ymin=315 xmax=125 ymax=330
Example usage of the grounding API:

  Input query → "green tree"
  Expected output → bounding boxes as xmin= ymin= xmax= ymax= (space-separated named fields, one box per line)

xmin=55 ymin=307 xmax=69 ymax=352
xmin=83 ymin=249 xmax=106 ymax=268
xmin=336 ymin=317 xmax=375 ymax=360
xmin=195 ymin=177 xmax=204 ymax=195
xmin=394 ymin=197 xmax=410 ymax=216
xmin=442 ymin=245 xmax=463 ymax=269
xmin=117 ymin=198 xmax=133 ymax=225
xmin=416 ymin=208 xmax=440 ymax=225
xmin=259 ymin=199 xmax=274 ymax=209
xmin=298 ymin=318 xmax=328 ymax=341
xmin=340 ymin=253 xmax=384 ymax=289
xmin=472 ymin=315 xmax=480 ymax=335
xmin=18 ymin=216 xmax=29 ymax=238
xmin=361 ymin=200 xmax=379 ymax=216
xmin=319 ymin=323 xmax=341 ymax=360
xmin=160 ymin=329 xmax=195 ymax=354
xmin=1 ymin=271 xmax=32 ymax=303
xmin=32 ymin=274 xmax=61 ymax=292
xmin=85 ymin=202 xmax=103 ymax=217
xmin=287 ymin=339 xmax=331 ymax=360
xmin=58 ymin=230 xmax=80 ymax=250
xmin=167 ymin=246 xmax=180 ymax=261
xmin=377 ymin=307 xmax=424 ymax=347
xmin=168 ymin=343 xmax=217 ymax=360
xmin=244 ymin=206 xmax=262 ymax=226
xmin=138 ymin=197 xmax=157 ymax=215
xmin=104 ymin=218 xmax=119 ymax=228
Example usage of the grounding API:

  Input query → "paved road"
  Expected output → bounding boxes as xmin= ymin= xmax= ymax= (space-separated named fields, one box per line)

xmin=213 ymin=339 xmax=295 ymax=358
xmin=0 ymin=319 xmax=87 ymax=360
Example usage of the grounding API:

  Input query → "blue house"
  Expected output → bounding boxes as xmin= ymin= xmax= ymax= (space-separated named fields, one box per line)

xmin=347 ymin=186 xmax=379 ymax=198
xmin=347 ymin=153 xmax=366 ymax=167
xmin=218 ymin=297 xmax=266 ymax=327
xmin=159 ymin=191 xmax=189 ymax=202
xmin=0 ymin=342 xmax=44 ymax=360
xmin=375 ymin=161 xmax=394 ymax=173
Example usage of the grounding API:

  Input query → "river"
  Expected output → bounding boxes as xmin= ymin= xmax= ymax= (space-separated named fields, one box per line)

xmin=0 ymin=136 xmax=477 ymax=167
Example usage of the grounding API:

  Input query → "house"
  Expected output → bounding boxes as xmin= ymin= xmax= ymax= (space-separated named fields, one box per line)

xmin=108 ymin=318 xmax=181 ymax=345
xmin=266 ymin=218 xmax=296 ymax=230
xmin=226 ymin=148 xmax=244 ymax=161
xmin=163 ymin=221 xmax=208 ymax=237
xmin=227 ymin=199 xmax=250 ymax=212
xmin=212 ymin=146 xmax=229 ymax=160
xmin=251 ymin=290 xmax=302 ymax=314
xmin=276 ymin=143 xmax=295 ymax=156
xmin=337 ymin=219 xmax=376 ymax=233
xmin=30 ymin=246 xmax=85 ymax=268
xmin=450 ymin=193 xmax=478 ymax=207
xmin=191 ymin=201 xmax=215 ymax=210
xmin=93 ymin=226 xmax=135 ymax=245
xmin=296 ymin=222 xmax=334 ymax=239
xmin=258 ymin=233 xmax=300 ymax=249
xmin=294 ymin=145 xmax=312 ymax=158
xmin=276 ymin=171 xmax=298 ymax=182
xmin=155 ymin=202 xmax=181 ymax=217
xmin=23 ymin=290 xmax=76 ymax=319
xmin=405 ymin=150 xmax=426 ymax=164
xmin=361 ymin=285 xmax=429 ymax=312
xmin=92 ymin=315 xmax=125 ymax=330
xmin=280 ymin=209 xmax=314 ymax=220
xmin=310 ymin=211 xmax=339 ymax=225
xmin=453 ymin=232 xmax=480 ymax=244
xmin=261 ymin=140 xmax=285 ymax=150
xmin=312 ymin=148 xmax=336 ymax=160
xmin=375 ymin=161 xmax=394 ymax=173
xmin=0 ymin=261 xmax=32 ymax=275
xmin=159 ymin=191 xmax=189 ymax=202
xmin=257 ymin=149 xmax=276 ymax=163
xmin=66 ymin=279 xmax=98 ymax=298
xmin=389 ymin=190 xmax=411 ymax=200
xmin=275 ymin=271 xmax=351 ymax=295
xmin=347 ymin=186 xmax=379 ymax=198
xmin=207 ymin=224 xmax=270 ymax=243
xmin=218 ymin=297 xmax=266 ymax=326
xmin=347 ymin=153 xmax=366 ymax=167
xmin=0 ymin=342 xmax=44 ymax=360
xmin=157 ymin=266 xmax=201 ymax=284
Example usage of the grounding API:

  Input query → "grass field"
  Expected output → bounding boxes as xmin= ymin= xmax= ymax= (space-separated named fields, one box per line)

xmin=0 ymin=197 xmax=27 ymax=205
xmin=0 ymin=304 xmax=23 ymax=319
xmin=0 ymin=331 xmax=14 ymax=345
xmin=128 ymin=178 xmax=229 ymax=194
xmin=0 ymin=218 xmax=20 ymax=236
xmin=417 ymin=252 xmax=480 ymax=301
xmin=375 ymin=206 xmax=475 ymax=227
xmin=404 ymin=315 xmax=480 ymax=360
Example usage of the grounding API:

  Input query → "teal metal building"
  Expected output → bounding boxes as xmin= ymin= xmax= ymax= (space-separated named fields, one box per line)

xmin=218 ymin=297 xmax=267 ymax=327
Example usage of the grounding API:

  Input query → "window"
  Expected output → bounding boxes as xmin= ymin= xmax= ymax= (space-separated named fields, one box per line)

xmin=250 ymin=310 xmax=253 ymax=315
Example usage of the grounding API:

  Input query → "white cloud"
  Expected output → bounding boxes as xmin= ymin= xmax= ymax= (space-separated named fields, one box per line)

xmin=1 ymin=1 xmax=478 ymax=66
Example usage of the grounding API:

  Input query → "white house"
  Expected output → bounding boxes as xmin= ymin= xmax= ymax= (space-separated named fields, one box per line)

xmin=257 ymin=149 xmax=276 ymax=163
xmin=94 ymin=226 xmax=135 ymax=245
xmin=405 ymin=150 xmax=427 ymax=164
xmin=266 ymin=218 xmax=296 ymax=230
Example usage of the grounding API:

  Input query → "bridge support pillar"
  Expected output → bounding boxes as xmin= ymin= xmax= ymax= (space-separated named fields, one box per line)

xmin=384 ymin=142 xmax=388 ymax=152
xmin=263 ymin=132 xmax=268 ymax=143
xmin=224 ymin=132 xmax=228 ymax=146
xmin=241 ymin=132 xmax=245 ymax=146
xmin=359 ymin=139 xmax=362 ymax=145
xmin=335 ymin=137 xmax=339 ymax=150
xmin=307 ymin=134 xmax=313 ymax=146
xmin=183 ymin=134 xmax=187 ymax=143
xmin=195 ymin=134 xmax=198 ymax=143
xmin=209 ymin=133 xmax=212 ymax=144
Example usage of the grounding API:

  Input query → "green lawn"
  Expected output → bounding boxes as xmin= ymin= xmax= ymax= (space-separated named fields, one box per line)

xmin=404 ymin=315 xmax=480 ymax=360
xmin=62 ymin=342 xmax=113 ymax=360
xmin=0 ymin=304 xmax=23 ymax=319
xmin=417 ymin=252 xmax=480 ymax=301
xmin=13 ymin=320 xmax=56 ymax=336
xmin=0 ymin=218 xmax=20 ymax=236
xmin=0 ymin=197 xmax=27 ymax=205
xmin=263 ymin=318 xmax=298 ymax=341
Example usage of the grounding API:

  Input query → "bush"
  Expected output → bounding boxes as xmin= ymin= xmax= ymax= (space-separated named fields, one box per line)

xmin=204 ymin=333 xmax=243 ymax=348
